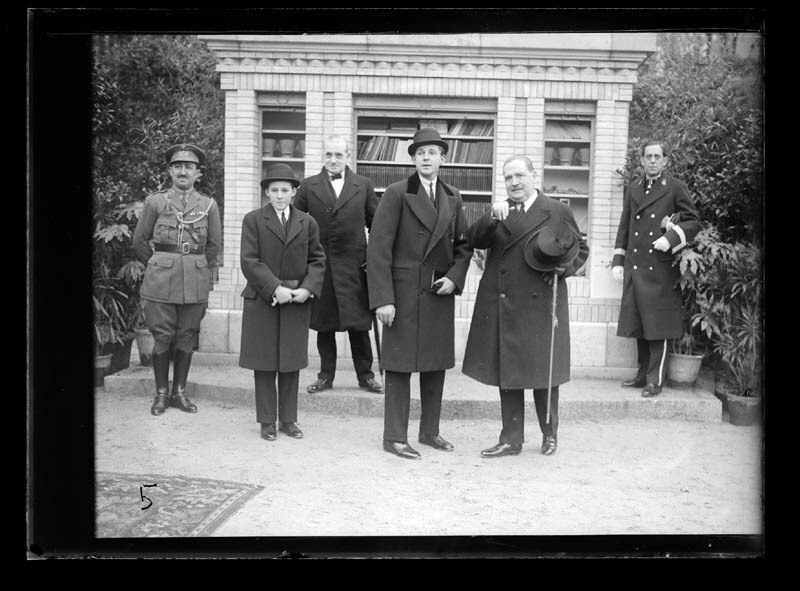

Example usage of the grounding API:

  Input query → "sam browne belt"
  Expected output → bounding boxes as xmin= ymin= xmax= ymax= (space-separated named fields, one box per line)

xmin=154 ymin=243 xmax=206 ymax=255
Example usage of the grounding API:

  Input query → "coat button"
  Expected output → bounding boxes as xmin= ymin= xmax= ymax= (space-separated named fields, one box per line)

xmin=651 ymin=213 xmax=656 ymax=218
xmin=649 ymin=249 xmax=653 ymax=253
xmin=633 ymin=265 xmax=638 ymax=270
xmin=500 ymin=293 xmax=506 ymax=299
xmin=531 ymin=293 xmax=539 ymax=298
xmin=649 ymin=266 xmax=653 ymax=271
xmin=636 ymin=215 xmax=640 ymax=220
xmin=633 ymin=248 xmax=638 ymax=253
xmin=649 ymin=231 xmax=653 ymax=236
xmin=634 ymin=231 xmax=638 ymax=236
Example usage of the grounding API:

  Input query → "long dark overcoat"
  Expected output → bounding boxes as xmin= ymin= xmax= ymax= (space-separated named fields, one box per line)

xmin=238 ymin=204 xmax=326 ymax=372
xmin=462 ymin=194 xmax=589 ymax=390
xmin=366 ymin=173 xmax=473 ymax=373
xmin=293 ymin=167 xmax=378 ymax=332
xmin=612 ymin=173 xmax=701 ymax=340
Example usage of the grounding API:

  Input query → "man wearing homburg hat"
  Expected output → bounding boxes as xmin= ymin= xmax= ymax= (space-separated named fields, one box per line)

xmin=367 ymin=128 xmax=473 ymax=459
xmin=133 ymin=143 xmax=221 ymax=416
xmin=462 ymin=156 xmax=588 ymax=457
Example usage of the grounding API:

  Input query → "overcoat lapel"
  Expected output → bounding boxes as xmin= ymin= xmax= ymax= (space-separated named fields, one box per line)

xmin=284 ymin=206 xmax=304 ymax=245
xmin=424 ymin=183 xmax=454 ymax=261
xmin=403 ymin=173 xmax=437 ymax=232
xmin=503 ymin=193 xmax=551 ymax=251
xmin=262 ymin=204 xmax=287 ymax=242
xmin=332 ymin=168 xmax=358 ymax=212
xmin=636 ymin=175 xmax=669 ymax=214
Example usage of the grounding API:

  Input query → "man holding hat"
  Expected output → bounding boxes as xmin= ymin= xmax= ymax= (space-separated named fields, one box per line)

xmin=367 ymin=127 xmax=473 ymax=459
xmin=238 ymin=163 xmax=326 ymax=442
xmin=133 ymin=142 xmax=221 ymax=416
xmin=462 ymin=156 xmax=588 ymax=457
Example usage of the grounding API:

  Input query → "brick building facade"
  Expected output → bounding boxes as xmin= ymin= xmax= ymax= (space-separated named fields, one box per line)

xmin=197 ymin=33 xmax=657 ymax=372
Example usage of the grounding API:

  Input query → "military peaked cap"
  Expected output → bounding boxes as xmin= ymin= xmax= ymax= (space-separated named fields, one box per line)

xmin=165 ymin=143 xmax=206 ymax=167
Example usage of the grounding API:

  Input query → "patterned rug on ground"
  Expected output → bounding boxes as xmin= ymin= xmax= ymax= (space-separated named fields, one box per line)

xmin=96 ymin=472 xmax=264 ymax=538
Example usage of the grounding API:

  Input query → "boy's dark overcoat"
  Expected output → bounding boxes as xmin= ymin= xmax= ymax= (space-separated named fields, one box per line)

xmin=238 ymin=204 xmax=326 ymax=372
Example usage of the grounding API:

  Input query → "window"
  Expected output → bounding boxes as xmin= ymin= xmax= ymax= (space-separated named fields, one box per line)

xmin=542 ymin=102 xmax=595 ymax=237
xmin=259 ymin=94 xmax=306 ymax=200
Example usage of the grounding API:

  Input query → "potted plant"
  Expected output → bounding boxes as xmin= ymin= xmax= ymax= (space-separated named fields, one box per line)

xmin=708 ymin=241 xmax=763 ymax=426
xmin=667 ymin=225 xmax=730 ymax=387
xmin=93 ymin=174 xmax=146 ymax=378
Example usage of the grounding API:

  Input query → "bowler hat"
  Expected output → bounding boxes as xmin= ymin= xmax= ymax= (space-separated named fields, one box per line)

xmin=165 ymin=143 xmax=206 ymax=167
xmin=523 ymin=222 xmax=581 ymax=272
xmin=260 ymin=163 xmax=300 ymax=189
xmin=407 ymin=128 xmax=449 ymax=156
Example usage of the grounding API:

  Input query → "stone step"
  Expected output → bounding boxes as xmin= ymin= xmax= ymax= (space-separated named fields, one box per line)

xmin=104 ymin=355 xmax=721 ymax=423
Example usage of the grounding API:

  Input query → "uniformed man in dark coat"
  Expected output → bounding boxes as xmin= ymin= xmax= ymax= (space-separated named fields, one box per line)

xmin=239 ymin=163 xmax=326 ymax=442
xmin=612 ymin=140 xmax=701 ymax=397
xmin=293 ymin=135 xmax=382 ymax=395
xmin=462 ymin=156 xmax=589 ymax=458
xmin=367 ymin=128 xmax=473 ymax=460
xmin=133 ymin=143 xmax=222 ymax=416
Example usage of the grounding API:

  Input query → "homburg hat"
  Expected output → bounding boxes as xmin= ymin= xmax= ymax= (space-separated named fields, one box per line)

xmin=260 ymin=163 xmax=300 ymax=189
xmin=524 ymin=221 xmax=581 ymax=272
xmin=407 ymin=127 xmax=449 ymax=156
xmin=165 ymin=143 xmax=206 ymax=167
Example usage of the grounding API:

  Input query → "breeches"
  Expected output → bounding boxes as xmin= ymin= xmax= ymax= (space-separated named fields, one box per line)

xmin=143 ymin=300 xmax=206 ymax=353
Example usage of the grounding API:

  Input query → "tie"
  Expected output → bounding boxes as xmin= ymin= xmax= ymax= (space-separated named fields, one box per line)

xmin=429 ymin=182 xmax=436 ymax=206
xmin=330 ymin=173 xmax=342 ymax=181
xmin=281 ymin=211 xmax=287 ymax=232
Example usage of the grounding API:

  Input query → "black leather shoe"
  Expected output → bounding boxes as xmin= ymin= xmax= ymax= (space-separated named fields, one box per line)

xmin=307 ymin=378 xmax=333 ymax=393
xmin=383 ymin=441 xmax=421 ymax=459
xmin=541 ymin=435 xmax=557 ymax=455
xmin=169 ymin=392 xmax=198 ymax=413
xmin=358 ymin=377 xmax=383 ymax=393
xmin=418 ymin=433 xmax=454 ymax=451
xmin=260 ymin=423 xmax=277 ymax=441
xmin=279 ymin=422 xmax=304 ymax=439
xmin=150 ymin=392 xmax=169 ymax=416
xmin=622 ymin=377 xmax=647 ymax=388
xmin=641 ymin=383 xmax=662 ymax=397
xmin=481 ymin=442 xmax=522 ymax=458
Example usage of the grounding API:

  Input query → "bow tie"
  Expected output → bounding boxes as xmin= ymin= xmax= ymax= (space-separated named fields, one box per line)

xmin=330 ymin=173 xmax=342 ymax=180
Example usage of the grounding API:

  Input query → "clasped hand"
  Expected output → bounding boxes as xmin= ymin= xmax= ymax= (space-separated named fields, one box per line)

xmin=543 ymin=267 xmax=565 ymax=287
xmin=491 ymin=200 xmax=510 ymax=221
xmin=272 ymin=285 xmax=311 ymax=306
xmin=651 ymin=235 xmax=670 ymax=252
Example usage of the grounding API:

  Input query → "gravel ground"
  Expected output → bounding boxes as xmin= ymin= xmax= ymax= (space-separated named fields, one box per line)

xmin=95 ymin=389 xmax=764 ymax=543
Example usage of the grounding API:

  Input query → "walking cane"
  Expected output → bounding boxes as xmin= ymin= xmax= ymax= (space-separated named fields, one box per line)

xmin=546 ymin=270 xmax=559 ymax=424
xmin=372 ymin=313 xmax=383 ymax=377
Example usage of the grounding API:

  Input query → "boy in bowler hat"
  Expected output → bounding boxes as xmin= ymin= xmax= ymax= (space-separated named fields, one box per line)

xmin=238 ymin=163 xmax=326 ymax=441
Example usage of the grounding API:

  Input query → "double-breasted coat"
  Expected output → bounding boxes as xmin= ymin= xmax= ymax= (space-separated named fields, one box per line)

xmin=133 ymin=186 xmax=221 ymax=304
xmin=366 ymin=173 xmax=473 ymax=373
xmin=293 ymin=167 xmax=378 ymax=332
xmin=612 ymin=173 xmax=701 ymax=340
xmin=462 ymin=194 xmax=589 ymax=390
xmin=238 ymin=204 xmax=326 ymax=372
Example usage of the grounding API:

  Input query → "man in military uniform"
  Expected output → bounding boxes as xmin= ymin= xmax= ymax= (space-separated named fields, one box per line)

xmin=133 ymin=143 xmax=222 ymax=415
xmin=611 ymin=140 xmax=700 ymax=398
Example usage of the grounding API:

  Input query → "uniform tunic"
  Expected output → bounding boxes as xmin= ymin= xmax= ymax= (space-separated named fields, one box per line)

xmin=612 ymin=173 xmax=701 ymax=340
xmin=133 ymin=186 xmax=222 ymax=304
xmin=366 ymin=173 xmax=473 ymax=373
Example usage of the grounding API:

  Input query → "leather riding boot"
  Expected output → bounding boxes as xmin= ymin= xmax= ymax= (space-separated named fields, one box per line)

xmin=169 ymin=349 xmax=198 ymax=413
xmin=150 ymin=350 xmax=171 ymax=416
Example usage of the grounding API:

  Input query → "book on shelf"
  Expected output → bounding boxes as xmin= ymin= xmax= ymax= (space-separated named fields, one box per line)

xmin=357 ymin=163 xmax=492 ymax=193
xmin=419 ymin=119 xmax=448 ymax=133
